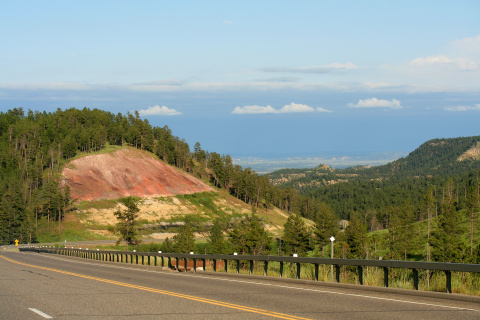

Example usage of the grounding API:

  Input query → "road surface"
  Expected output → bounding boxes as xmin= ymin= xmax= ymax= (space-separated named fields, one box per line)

xmin=1 ymin=251 xmax=479 ymax=319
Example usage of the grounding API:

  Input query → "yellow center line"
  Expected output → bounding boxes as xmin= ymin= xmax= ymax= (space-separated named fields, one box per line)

xmin=1 ymin=255 xmax=312 ymax=320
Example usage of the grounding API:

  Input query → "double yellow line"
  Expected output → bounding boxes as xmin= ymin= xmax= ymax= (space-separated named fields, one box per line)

xmin=1 ymin=255 xmax=312 ymax=320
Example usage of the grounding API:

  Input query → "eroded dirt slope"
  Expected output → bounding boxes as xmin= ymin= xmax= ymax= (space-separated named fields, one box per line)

xmin=62 ymin=148 xmax=214 ymax=201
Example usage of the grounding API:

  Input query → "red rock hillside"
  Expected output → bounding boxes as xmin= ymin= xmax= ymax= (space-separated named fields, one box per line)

xmin=61 ymin=148 xmax=214 ymax=201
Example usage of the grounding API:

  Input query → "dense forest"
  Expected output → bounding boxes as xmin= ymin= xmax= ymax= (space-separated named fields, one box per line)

xmin=2 ymin=108 xmax=479 ymax=264
xmin=269 ymin=136 xmax=480 ymax=223
xmin=267 ymin=136 xmax=480 ymax=263
xmin=0 ymin=107 xmax=316 ymax=245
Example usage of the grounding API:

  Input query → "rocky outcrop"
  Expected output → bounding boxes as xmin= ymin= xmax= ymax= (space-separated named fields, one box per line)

xmin=61 ymin=148 xmax=214 ymax=201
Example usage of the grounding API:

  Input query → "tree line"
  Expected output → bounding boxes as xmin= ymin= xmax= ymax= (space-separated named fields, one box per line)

xmin=0 ymin=107 xmax=313 ymax=244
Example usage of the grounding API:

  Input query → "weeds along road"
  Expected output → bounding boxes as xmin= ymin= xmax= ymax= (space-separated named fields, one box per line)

xmin=1 ymin=251 xmax=479 ymax=320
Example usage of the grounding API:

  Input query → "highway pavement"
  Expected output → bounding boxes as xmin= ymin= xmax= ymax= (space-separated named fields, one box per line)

xmin=1 ymin=251 xmax=479 ymax=319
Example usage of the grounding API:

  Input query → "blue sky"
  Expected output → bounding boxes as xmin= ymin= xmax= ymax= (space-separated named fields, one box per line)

xmin=1 ymin=1 xmax=479 ymax=161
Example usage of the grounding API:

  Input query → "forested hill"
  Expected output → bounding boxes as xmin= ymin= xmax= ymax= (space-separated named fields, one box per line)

xmin=0 ymin=107 xmax=325 ymax=244
xmin=269 ymin=136 xmax=480 ymax=220
xmin=369 ymin=136 xmax=480 ymax=178
xmin=270 ymin=136 xmax=480 ymax=186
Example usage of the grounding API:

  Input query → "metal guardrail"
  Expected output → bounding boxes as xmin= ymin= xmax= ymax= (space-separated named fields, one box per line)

xmin=19 ymin=246 xmax=480 ymax=294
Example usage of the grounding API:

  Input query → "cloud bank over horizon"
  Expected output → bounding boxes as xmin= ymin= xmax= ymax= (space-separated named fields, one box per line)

xmin=232 ymin=103 xmax=332 ymax=114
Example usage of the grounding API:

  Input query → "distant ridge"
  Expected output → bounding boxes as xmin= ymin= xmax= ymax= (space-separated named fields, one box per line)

xmin=269 ymin=135 xmax=480 ymax=187
xmin=62 ymin=148 xmax=214 ymax=201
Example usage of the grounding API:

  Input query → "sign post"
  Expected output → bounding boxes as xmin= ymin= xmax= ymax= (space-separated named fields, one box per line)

xmin=330 ymin=236 xmax=335 ymax=282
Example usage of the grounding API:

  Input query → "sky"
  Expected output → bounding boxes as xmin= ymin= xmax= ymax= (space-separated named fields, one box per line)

xmin=1 ymin=1 xmax=480 ymax=163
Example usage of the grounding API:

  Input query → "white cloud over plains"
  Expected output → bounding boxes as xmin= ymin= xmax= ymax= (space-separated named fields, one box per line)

xmin=138 ymin=105 xmax=182 ymax=116
xmin=444 ymin=104 xmax=480 ymax=112
xmin=409 ymin=55 xmax=478 ymax=71
xmin=349 ymin=98 xmax=402 ymax=109
xmin=232 ymin=102 xmax=332 ymax=114
xmin=260 ymin=63 xmax=358 ymax=74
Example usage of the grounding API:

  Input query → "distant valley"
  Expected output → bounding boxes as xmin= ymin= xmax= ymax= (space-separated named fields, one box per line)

xmin=232 ymin=151 xmax=408 ymax=174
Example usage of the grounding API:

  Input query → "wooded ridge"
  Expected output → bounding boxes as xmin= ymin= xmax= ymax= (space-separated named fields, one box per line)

xmin=1 ymin=108 xmax=479 ymax=267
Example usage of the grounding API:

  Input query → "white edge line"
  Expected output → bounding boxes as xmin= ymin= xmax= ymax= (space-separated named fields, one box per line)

xmin=28 ymin=308 xmax=53 ymax=319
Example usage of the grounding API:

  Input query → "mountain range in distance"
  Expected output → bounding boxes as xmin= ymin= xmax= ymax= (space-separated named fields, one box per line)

xmin=232 ymin=151 xmax=408 ymax=174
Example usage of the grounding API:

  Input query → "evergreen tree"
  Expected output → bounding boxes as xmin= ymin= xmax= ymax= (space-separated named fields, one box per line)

xmin=228 ymin=213 xmax=271 ymax=255
xmin=466 ymin=184 xmax=479 ymax=257
xmin=429 ymin=180 xmax=465 ymax=263
xmin=207 ymin=218 xmax=227 ymax=254
xmin=114 ymin=196 xmax=141 ymax=250
xmin=161 ymin=237 xmax=175 ymax=253
xmin=387 ymin=202 xmax=415 ymax=260
xmin=173 ymin=222 xmax=196 ymax=253
xmin=344 ymin=212 xmax=368 ymax=259
xmin=282 ymin=214 xmax=311 ymax=255
xmin=422 ymin=186 xmax=436 ymax=262
xmin=313 ymin=201 xmax=338 ymax=257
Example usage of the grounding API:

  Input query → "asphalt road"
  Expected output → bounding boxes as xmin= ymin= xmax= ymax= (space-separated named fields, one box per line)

xmin=1 ymin=251 xmax=479 ymax=319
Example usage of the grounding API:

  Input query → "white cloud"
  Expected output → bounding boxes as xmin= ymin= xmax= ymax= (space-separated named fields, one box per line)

xmin=444 ymin=104 xmax=480 ymax=112
xmin=349 ymin=98 xmax=402 ymax=109
xmin=138 ymin=105 xmax=182 ymax=116
xmin=316 ymin=106 xmax=333 ymax=113
xmin=450 ymin=34 xmax=480 ymax=52
xmin=260 ymin=63 xmax=358 ymax=74
xmin=409 ymin=55 xmax=478 ymax=71
xmin=232 ymin=105 xmax=278 ymax=114
xmin=232 ymin=102 xmax=331 ymax=114
xmin=278 ymin=102 xmax=315 ymax=113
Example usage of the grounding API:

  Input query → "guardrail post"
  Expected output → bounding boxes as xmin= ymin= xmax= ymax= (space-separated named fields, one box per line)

xmin=202 ymin=258 xmax=206 ymax=271
xmin=224 ymin=259 xmax=228 ymax=273
xmin=358 ymin=266 xmax=363 ymax=285
xmin=236 ymin=259 xmax=240 ymax=274
xmin=141 ymin=255 xmax=144 ymax=265
xmin=383 ymin=267 xmax=389 ymax=287
xmin=154 ymin=256 xmax=157 ymax=266
xmin=335 ymin=265 xmax=340 ymax=283
xmin=279 ymin=261 xmax=284 ymax=277
xmin=193 ymin=259 xmax=197 ymax=273
xmin=148 ymin=255 xmax=151 ymax=266
xmin=314 ymin=263 xmax=319 ymax=281
xmin=249 ymin=260 xmax=254 ymax=274
xmin=168 ymin=257 xmax=171 ymax=269
xmin=184 ymin=257 xmax=188 ymax=272
xmin=412 ymin=269 xmax=418 ymax=290
xmin=176 ymin=257 xmax=179 ymax=271
xmin=296 ymin=262 xmax=301 ymax=279
xmin=213 ymin=259 xmax=217 ymax=272
xmin=264 ymin=261 xmax=268 ymax=276
xmin=445 ymin=270 xmax=452 ymax=293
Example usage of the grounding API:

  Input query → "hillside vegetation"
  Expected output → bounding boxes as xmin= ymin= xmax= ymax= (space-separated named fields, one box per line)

xmin=2 ymin=107 xmax=480 ymax=267
xmin=269 ymin=136 xmax=480 ymax=264
xmin=0 ymin=108 xmax=298 ymax=244
xmin=270 ymin=136 xmax=480 ymax=220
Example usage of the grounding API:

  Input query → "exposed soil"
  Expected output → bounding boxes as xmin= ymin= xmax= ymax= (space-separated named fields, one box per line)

xmin=62 ymin=148 xmax=214 ymax=201
xmin=60 ymin=148 xmax=287 ymax=239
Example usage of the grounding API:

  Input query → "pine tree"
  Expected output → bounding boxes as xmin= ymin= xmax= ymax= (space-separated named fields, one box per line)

xmin=430 ymin=180 xmax=465 ymax=263
xmin=207 ymin=218 xmax=227 ymax=254
xmin=345 ymin=212 xmax=368 ymax=259
xmin=114 ymin=196 xmax=141 ymax=250
xmin=313 ymin=201 xmax=338 ymax=257
xmin=282 ymin=214 xmax=311 ymax=255
xmin=173 ymin=222 xmax=196 ymax=253
xmin=228 ymin=213 xmax=271 ymax=255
